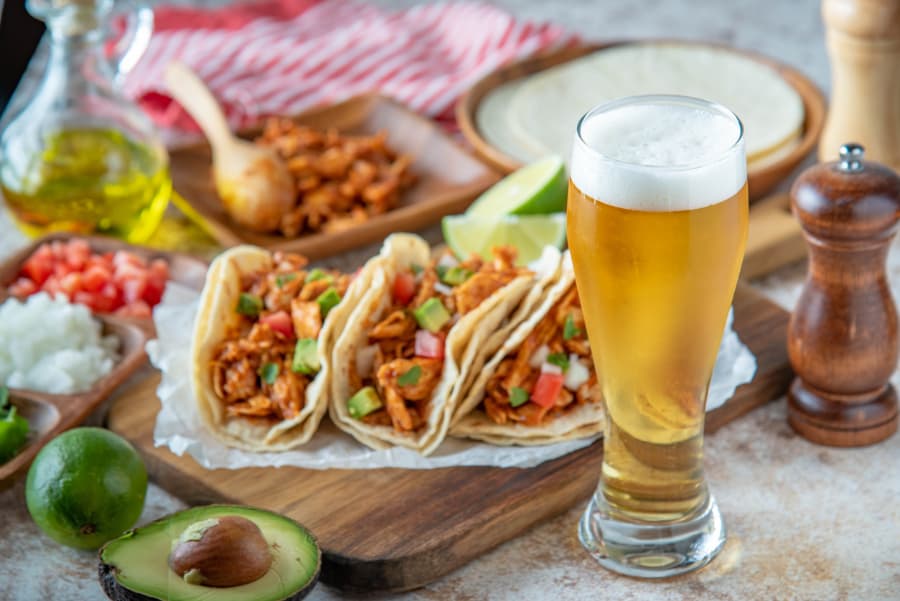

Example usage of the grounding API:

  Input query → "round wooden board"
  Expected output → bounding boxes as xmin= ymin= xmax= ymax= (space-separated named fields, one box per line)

xmin=457 ymin=40 xmax=827 ymax=201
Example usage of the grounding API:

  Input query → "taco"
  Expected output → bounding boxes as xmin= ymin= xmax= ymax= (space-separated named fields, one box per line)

xmin=330 ymin=233 xmax=558 ymax=455
xmin=191 ymin=245 xmax=375 ymax=451
xmin=450 ymin=253 xmax=604 ymax=445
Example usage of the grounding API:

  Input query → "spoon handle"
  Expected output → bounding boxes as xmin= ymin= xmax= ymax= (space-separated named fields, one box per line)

xmin=164 ymin=61 xmax=234 ymax=151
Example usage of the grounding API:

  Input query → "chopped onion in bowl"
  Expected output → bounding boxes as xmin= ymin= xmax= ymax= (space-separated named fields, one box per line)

xmin=564 ymin=355 xmax=590 ymax=391
xmin=0 ymin=293 xmax=118 ymax=394
xmin=356 ymin=344 xmax=378 ymax=377
xmin=530 ymin=344 xmax=550 ymax=368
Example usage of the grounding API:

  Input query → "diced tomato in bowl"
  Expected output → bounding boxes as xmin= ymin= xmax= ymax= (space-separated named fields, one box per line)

xmin=6 ymin=239 xmax=171 ymax=318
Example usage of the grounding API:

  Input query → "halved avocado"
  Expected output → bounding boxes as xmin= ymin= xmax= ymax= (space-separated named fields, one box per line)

xmin=98 ymin=505 xmax=320 ymax=601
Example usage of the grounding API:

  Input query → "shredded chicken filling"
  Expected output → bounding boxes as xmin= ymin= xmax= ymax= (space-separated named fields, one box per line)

xmin=359 ymin=247 xmax=527 ymax=433
xmin=256 ymin=119 xmax=416 ymax=237
xmin=483 ymin=287 xmax=601 ymax=427
xmin=211 ymin=251 xmax=350 ymax=422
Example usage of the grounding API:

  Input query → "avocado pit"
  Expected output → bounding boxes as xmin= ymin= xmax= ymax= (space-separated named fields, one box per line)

xmin=168 ymin=515 xmax=272 ymax=587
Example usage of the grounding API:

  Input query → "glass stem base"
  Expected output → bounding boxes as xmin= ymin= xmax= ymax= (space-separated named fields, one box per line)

xmin=578 ymin=491 xmax=726 ymax=578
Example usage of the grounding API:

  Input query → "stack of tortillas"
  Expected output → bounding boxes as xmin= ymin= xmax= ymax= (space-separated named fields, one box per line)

xmin=477 ymin=42 xmax=805 ymax=169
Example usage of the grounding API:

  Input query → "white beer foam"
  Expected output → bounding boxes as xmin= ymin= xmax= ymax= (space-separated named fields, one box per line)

xmin=571 ymin=100 xmax=746 ymax=211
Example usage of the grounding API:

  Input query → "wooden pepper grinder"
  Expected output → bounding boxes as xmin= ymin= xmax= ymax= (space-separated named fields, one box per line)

xmin=788 ymin=143 xmax=900 ymax=446
xmin=819 ymin=0 xmax=900 ymax=170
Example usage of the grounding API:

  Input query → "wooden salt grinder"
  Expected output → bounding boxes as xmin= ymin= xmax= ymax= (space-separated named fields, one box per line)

xmin=787 ymin=143 xmax=900 ymax=446
xmin=819 ymin=0 xmax=900 ymax=170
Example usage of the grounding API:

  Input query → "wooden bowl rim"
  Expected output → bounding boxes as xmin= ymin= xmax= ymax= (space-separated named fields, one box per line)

xmin=456 ymin=39 xmax=827 ymax=192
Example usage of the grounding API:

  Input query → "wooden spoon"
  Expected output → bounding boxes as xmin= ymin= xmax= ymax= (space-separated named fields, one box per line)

xmin=164 ymin=61 xmax=294 ymax=233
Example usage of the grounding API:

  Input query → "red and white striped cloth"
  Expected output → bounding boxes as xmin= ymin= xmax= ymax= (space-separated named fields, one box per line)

xmin=127 ymin=0 xmax=577 ymax=134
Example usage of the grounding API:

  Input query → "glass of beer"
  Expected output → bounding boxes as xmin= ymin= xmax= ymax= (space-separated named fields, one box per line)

xmin=568 ymin=95 xmax=748 ymax=577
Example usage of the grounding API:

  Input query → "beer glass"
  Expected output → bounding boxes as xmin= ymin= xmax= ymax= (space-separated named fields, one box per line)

xmin=568 ymin=95 xmax=748 ymax=577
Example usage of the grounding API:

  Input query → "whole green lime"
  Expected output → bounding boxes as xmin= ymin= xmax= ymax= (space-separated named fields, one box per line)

xmin=25 ymin=427 xmax=147 ymax=550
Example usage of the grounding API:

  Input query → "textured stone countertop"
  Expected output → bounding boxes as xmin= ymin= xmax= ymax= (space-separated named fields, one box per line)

xmin=2 ymin=1 xmax=899 ymax=600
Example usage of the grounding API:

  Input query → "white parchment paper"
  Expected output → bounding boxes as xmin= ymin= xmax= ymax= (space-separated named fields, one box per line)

xmin=150 ymin=282 xmax=756 ymax=470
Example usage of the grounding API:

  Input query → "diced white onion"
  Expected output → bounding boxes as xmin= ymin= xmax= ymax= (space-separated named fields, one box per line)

xmin=540 ymin=362 xmax=562 ymax=375
xmin=530 ymin=344 xmax=550 ymax=368
xmin=564 ymin=355 xmax=590 ymax=391
xmin=437 ymin=253 xmax=459 ymax=269
xmin=434 ymin=282 xmax=453 ymax=296
xmin=356 ymin=344 xmax=378 ymax=376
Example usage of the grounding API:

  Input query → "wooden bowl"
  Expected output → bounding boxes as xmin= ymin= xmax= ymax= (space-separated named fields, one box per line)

xmin=457 ymin=41 xmax=827 ymax=201
xmin=169 ymin=94 xmax=500 ymax=259
xmin=0 ymin=233 xmax=209 ymax=334
xmin=0 ymin=316 xmax=149 ymax=483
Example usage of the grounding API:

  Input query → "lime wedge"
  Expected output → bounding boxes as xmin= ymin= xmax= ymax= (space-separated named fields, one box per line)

xmin=467 ymin=156 xmax=567 ymax=216
xmin=442 ymin=213 xmax=566 ymax=265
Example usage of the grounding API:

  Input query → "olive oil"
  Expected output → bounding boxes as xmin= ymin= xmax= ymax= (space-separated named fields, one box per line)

xmin=1 ymin=128 xmax=170 ymax=244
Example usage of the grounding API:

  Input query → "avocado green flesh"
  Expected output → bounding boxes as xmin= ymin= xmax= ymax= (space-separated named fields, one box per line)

xmin=101 ymin=506 xmax=318 ymax=601
xmin=348 ymin=387 xmax=383 ymax=419
xmin=413 ymin=298 xmax=450 ymax=333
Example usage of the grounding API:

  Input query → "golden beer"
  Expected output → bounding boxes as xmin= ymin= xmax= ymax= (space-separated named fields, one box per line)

xmin=569 ymin=182 xmax=748 ymax=517
xmin=570 ymin=95 xmax=747 ymax=576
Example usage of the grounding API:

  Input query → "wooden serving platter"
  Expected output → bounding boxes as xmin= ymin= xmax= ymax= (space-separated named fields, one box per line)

xmin=743 ymin=192 xmax=806 ymax=280
xmin=107 ymin=284 xmax=792 ymax=593
xmin=457 ymin=41 xmax=826 ymax=202
xmin=169 ymin=94 xmax=500 ymax=259
xmin=0 ymin=317 xmax=148 ymax=484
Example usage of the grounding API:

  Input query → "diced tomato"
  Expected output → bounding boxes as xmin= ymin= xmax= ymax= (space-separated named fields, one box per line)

xmin=53 ymin=261 xmax=75 ymax=278
xmin=81 ymin=264 xmax=111 ymax=292
xmin=59 ymin=272 xmax=83 ymax=296
xmin=393 ymin=271 xmax=416 ymax=306
xmin=8 ymin=278 xmax=37 ymax=297
xmin=260 ymin=311 xmax=294 ymax=338
xmin=113 ymin=260 xmax=148 ymax=284
xmin=121 ymin=275 xmax=148 ymax=304
xmin=415 ymin=330 xmax=445 ymax=359
xmin=10 ymin=241 xmax=169 ymax=317
xmin=114 ymin=300 xmax=152 ymax=318
xmin=50 ymin=240 xmax=66 ymax=258
xmin=65 ymin=239 xmax=91 ymax=269
xmin=113 ymin=250 xmax=146 ymax=269
xmin=42 ymin=275 xmax=62 ymax=297
xmin=531 ymin=372 xmax=564 ymax=409
xmin=21 ymin=254 xmax=54 ymax=285
xmin=142 ymin=278 xmax=165 ymax=306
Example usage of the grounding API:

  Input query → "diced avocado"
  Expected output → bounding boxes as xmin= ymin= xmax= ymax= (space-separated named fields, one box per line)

xmin=291 ymin=339 xmax=320 ymax=375
xmin=440 ymin=266 xmax=472 ymax=286
xmin=347 ymin=387 xmax=383 ymax=420
xmin=236 ymin=293 xmax=263 ymax=317
xmin=315 ymin=287 xmax=341 ymax=319
xmin=98 ymin=504 xmax=320 ymax=601
xmin=413 ymin=298 xmax=451 ymax=333
xmin=305 ymin=268 xmax=331 ymax=283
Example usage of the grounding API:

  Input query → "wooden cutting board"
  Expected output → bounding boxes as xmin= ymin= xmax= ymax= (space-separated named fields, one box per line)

xmin=107 ymin=284 xmax=792 ymax=593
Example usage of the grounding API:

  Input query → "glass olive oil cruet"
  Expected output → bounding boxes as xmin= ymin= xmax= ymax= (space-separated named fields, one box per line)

xmin=0 ymin=0 xmax=170 ymax=243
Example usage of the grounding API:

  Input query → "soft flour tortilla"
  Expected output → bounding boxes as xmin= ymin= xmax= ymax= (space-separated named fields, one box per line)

xmin=451 ymin=253 xmax=605 ymax=445
xmin=329 ymin=234 xmax=560 ymax=456
xmin=479 ymin=41 xmax=804 ymax=168
xmin=190 ymin=245 xmax=375 ymax=451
